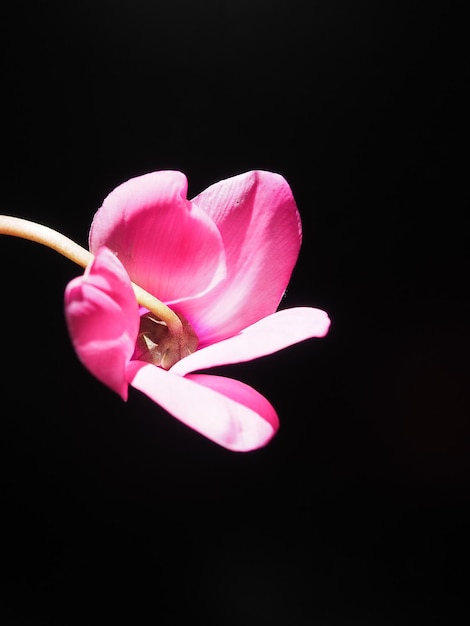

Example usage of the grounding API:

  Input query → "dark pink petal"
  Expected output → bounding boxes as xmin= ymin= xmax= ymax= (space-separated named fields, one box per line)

xmin=89 ymin=171 xmax=226 ymax=305
xmin=181 ymin=170 xmax=303 ymax=346
xmin=64 ymin=247 xmax=139 ymax=400
xmin=126 ymin=361 xmax=279 ymax=451
xmin=171 ymin=307 xmax=331 ymax=376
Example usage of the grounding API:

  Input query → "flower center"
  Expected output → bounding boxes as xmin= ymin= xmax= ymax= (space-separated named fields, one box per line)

xmin=132 ymin=310 xmax=199 ymax=370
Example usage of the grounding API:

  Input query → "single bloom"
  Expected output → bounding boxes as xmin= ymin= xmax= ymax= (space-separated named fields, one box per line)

xmin=64 ymin=170 xmax=330 ymax=451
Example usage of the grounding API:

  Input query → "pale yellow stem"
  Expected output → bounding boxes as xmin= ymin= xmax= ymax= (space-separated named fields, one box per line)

xmin=0 ymin=215 xmax=183 ymax=335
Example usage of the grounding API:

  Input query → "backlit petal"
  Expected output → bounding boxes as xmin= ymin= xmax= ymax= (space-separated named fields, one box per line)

xmin=126 ymin=361 xmax=279 ymax=451
xmin=64 ymin=247 xmax=139 ymax=400
xmin=89 ymin=171 xmax=226 ymax=304
xmin=171 ymin=307 xmax=331 ymax=376
xmin=181 ymin=170 xmax=303 ymax=346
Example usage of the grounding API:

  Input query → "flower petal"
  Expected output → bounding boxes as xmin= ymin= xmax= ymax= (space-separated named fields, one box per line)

xmin=181 ymin=170 xmax=303 ymax=346
xmin=126 ymin=361 xmax=279 ymax=451
xmin=171 ymin=307 xmax=331 ymax=376
xmin=64 ymin=247 xmax=139 ymax=400
xmin=89 ymin=171 xmax=226 ymax=304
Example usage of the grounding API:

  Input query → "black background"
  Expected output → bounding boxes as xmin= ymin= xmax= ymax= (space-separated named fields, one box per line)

xmin=1 ymin=1 xmax=469 ymax=624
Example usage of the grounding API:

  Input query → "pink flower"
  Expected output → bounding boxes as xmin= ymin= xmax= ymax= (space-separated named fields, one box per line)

xmin=64 ymin=170 xmax=330 ymax=451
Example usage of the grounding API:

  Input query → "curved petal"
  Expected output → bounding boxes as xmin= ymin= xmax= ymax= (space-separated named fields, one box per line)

xmin=89 ymin=171 xmax=226 ymax=304
xmin=180 ymin=170 xmax=303 ymax=346
xmin=171 ymin=307 xmax=331 ymax=376
xmin=126 ymin=361 xmax=279 ymax=452
xmin=64 ymin=247 xmax=139 ymax=400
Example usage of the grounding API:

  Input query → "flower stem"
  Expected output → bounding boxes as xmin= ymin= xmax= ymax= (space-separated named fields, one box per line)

xmin=0 ymin=215 xmax=184 ymax=335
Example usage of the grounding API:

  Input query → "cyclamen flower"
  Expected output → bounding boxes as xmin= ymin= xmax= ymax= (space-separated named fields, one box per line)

xmin=64 ymin=170 xmax=330 ymax=451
